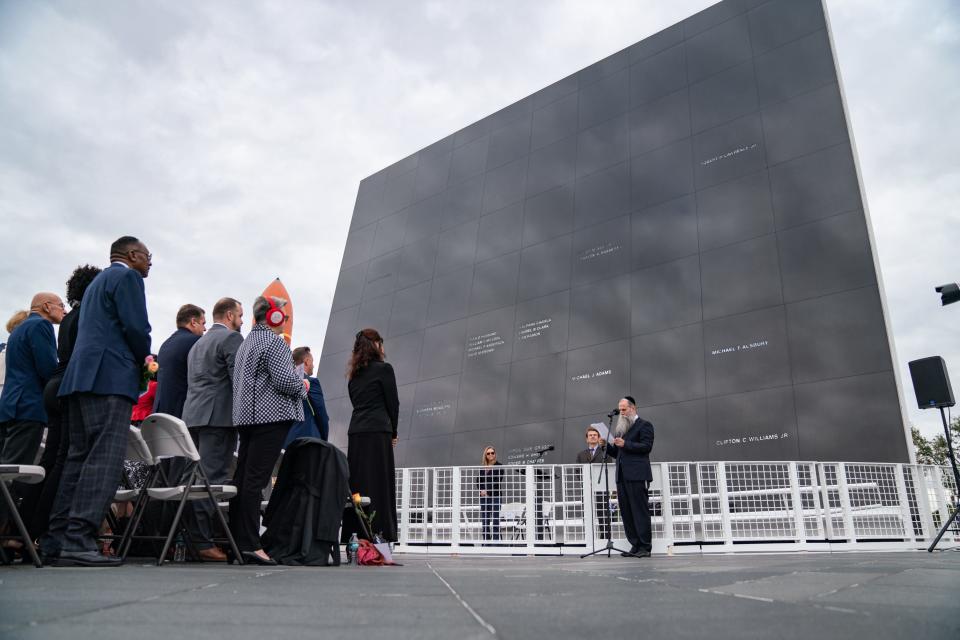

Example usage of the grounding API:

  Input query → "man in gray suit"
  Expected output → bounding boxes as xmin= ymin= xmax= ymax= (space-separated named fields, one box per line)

xmin=180 ymin=297 xmax=244 ymax=561
xmin=576 ymin=426 xmax=613 ymax=464
xmin=576 ymin=425 xmax=614 ymax=539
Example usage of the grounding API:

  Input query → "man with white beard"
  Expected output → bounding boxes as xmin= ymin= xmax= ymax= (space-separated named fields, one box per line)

xmin=607 ymin=396 xmax=655 ymax=557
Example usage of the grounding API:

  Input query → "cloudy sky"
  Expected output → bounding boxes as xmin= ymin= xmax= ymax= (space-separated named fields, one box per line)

xmin=1 ymin=0 xmax=956 ymax=439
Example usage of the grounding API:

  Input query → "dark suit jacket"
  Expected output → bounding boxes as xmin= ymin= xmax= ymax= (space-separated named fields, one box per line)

xmin=576 ymin=446 xmax=614 ymax=464
xmin=283 ymin=376 xmax=331 ymax=448
xmin=0 ymin=313 xmax=58 ymax=423
xmin=153 ymin=327 xmax=201 ymax=418
xmin=347 ymin=361 xmax=399 ymax=437
xmin=59 ymin=263 xmax=151 ymax=403
xmin=607 ymin=416 xmax=655 ymax=483
xmin=181 ymin=323 xmax=243 ymax=428
xmin=309 ymin=378 xmax=330 ymax=440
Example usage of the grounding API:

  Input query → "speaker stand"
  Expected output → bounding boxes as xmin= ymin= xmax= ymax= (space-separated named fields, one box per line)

xmin=927 ymin=406 xmax=960 ymax=552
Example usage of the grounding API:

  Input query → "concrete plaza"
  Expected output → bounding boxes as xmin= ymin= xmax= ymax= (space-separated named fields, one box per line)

xmin=1 ymin=550 xmax=958 ymax=639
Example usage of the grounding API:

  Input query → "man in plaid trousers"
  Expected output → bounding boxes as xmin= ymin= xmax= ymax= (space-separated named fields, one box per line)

xmin=43 ymin=236 xmax=153 ymax=566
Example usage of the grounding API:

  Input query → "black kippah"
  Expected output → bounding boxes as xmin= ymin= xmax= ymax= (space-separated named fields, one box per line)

xmin=624 ymin=395 xmax=637 ymax=407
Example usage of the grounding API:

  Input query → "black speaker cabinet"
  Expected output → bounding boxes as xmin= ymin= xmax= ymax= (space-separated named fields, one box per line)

xmin=908 ymin=356 xmax=955 ymax=409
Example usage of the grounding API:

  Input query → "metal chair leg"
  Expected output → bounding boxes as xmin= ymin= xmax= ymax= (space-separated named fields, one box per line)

xmin=157 ymin=468 xmax=196 ymax=566
xmin=199 ymin=471 xmax=243 ymax=565
xmin=0 ymin=481 xmax=42 ymax=567
xmin=119 ymin=466 xmax=159 ymax=560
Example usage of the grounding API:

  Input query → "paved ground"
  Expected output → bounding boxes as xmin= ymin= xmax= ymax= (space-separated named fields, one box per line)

xmin=1 ymin=550 xmax=958 ymax=639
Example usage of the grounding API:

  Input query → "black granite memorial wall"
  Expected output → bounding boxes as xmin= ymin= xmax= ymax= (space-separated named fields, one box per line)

xmin=321 ymin=0 xmax=910 ymax=466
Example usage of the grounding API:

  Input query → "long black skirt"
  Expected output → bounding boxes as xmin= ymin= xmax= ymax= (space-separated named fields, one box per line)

xmin=341 ymin=432 xmax=397 ymax=543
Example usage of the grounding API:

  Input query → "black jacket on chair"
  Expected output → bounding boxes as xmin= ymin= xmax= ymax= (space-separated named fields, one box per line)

xmin=262 ymin=437 xmax=350 ymax=566
xmin=347 ymin=360 xmax=399 ymax=437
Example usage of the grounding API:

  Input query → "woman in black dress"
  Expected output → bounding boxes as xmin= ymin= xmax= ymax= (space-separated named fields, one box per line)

xmin=342 ymin=328 xmax=399 ymax=543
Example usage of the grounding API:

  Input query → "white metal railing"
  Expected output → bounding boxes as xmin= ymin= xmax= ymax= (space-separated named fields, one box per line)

xmin=392 ymin=462 xmax=959 ymax=555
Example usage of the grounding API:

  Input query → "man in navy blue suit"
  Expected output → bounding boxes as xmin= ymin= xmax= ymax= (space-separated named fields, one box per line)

xmin=154 ymin=304 xmax=206 ymax=418
xmin=283 ymin=346 xmax=329 ymax=448
xmin=0 ymin=292 xmax=64 ymax=526
xmin=46 ymin=236 xmax=152 ymax=567
xmin=606 ymin=395 xmax=655 ymax=558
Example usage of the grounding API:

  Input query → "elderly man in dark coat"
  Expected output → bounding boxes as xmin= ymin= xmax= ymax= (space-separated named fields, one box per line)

xmin=46 ymin=236 xmax=152 ymax=567
xmin=606 ymin=395 xmax=655 ymax=558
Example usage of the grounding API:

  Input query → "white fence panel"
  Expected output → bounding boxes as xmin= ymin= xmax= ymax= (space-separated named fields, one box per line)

xmin=392 ymin=462 xmax=957 ymax=555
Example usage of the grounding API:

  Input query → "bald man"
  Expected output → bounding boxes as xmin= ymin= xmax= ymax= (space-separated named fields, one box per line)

xmin=0 ymin=292 xmax=64 ymax=525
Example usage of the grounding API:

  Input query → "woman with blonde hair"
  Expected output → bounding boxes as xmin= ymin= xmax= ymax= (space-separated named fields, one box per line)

xmin=5 ymin=310 xmax=29 ymax=334
xmin=477 ymin=446 xmax=502 ymax=541
xmin=1 ymin=310 xmax=30 ymax=394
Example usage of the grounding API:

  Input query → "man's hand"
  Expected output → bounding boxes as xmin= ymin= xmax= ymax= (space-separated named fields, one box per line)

xmin=392 ymin=437 xmax=398 ymax=448
xmin=613 ymin=437 xmax=625 ymax=447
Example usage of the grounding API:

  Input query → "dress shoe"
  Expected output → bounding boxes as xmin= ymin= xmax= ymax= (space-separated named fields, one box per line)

xmin=633 ymin=550 xmax=651 ymax=558
xmin=241 ymin=551 xmax=277 ymax=566
xmin=55 ymin=550 xmax=122 ymax=567
xmin=197 ymin=547 xmax=228 ymax=562
xmin=39 ymin=548 xmax=60 ymax=564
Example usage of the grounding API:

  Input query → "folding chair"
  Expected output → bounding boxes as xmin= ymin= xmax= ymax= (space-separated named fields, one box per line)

xmin=498 ymin=502 xmax=527 ymax=541
xmin=0 ymin=464 xmax=45 ymax=567
xmin=124 ymin=413 xmax=242 ymax=566
xmin=110 ymin=426 xmax=158 ymax=555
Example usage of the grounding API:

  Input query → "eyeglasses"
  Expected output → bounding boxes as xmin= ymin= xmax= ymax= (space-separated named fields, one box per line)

xmin=130 ymin=249 xmax=153 ymax=261
xmin=485 ymin=451 xmax=496 ymax=456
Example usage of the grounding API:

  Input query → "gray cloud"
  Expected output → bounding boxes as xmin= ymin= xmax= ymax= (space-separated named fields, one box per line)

xmin=1 ymin=0 xmax=955 ymax=441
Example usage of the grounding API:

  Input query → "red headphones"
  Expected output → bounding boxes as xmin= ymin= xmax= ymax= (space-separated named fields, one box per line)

xmin=265 ymin=298 xmax=285 ymax=328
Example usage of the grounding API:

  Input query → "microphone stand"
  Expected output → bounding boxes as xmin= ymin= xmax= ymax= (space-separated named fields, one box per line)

xmin=581 ymin=412 xmax=631 ymax=559
xmin=927 ymin=405 xmax=960 ymax=551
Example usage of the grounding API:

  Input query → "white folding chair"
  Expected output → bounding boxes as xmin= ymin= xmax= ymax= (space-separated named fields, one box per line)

xmin=498 ymin=502 xmax=527 ymax=541
xmin=124 ymin=413 xmax=241 ymax=565
xmin=0 ymin=464 xmax=45 ymax=567
xmin=111 ymin=426 xmax=156 ymax=555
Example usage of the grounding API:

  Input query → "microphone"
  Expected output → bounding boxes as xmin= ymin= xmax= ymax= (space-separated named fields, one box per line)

xmin=606 ymin=407 xmax=620 ymax=418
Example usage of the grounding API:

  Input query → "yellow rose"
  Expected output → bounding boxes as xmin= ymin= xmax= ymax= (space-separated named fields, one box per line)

xmin=351 ymin=493 xmax=362 ymax=505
